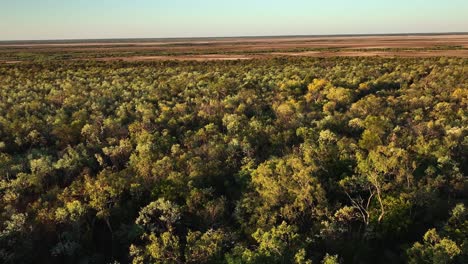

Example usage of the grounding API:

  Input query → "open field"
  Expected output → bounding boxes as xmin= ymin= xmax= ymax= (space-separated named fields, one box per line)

xmin=1 ymin=34 xmax=468 ymax=62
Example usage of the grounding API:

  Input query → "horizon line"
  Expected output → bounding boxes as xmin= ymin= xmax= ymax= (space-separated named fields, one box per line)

xmin=1 ymin=31 xmax=468 ymax=43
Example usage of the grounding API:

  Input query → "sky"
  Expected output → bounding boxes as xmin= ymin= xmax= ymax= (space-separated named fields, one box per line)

xmin=1 ymin=0 xmax=467 ymax=40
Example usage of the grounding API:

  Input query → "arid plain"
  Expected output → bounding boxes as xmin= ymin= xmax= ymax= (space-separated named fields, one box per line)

xmin=1 ymin=34 xmax=468 ymax=63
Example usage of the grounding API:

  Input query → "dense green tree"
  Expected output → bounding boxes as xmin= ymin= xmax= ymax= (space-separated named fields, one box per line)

xmin=0 ymin=57 xmax=466 ymax=263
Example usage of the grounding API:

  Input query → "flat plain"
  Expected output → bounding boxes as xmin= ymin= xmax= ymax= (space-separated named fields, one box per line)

xmin=1 ymin=32 xmax=467 ymax=264
xmin=1 ymin=34 xmax=468 ymax=63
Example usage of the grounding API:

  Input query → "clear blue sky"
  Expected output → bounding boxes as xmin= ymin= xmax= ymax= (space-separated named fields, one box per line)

xmin=1 ymin=0 xmax=467 ymax=40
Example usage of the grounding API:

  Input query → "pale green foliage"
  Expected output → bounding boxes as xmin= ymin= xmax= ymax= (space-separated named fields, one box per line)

xmin=146 ymin=232 xmax=181 ymax=264
xmin=136 ymin=198 xmax=181 ymax=233
xmin=226 ymin=221 xmax=308 ymax=264
xmin=356 ymin=144 xmax=413 ymax=222
xmin=102 ymin=138 xmax=133 ymax=168
xmin=294 ymin=248 xmax=313 ymax=264
xmin=185 ymin=229 xmax=226 ymax=263
xmin=84 ymin=169 xmax=128 ymax=219
xmin=55 ymin=200 xmax=87 ymax=223
xmin=408 ymin=229 xmax=461 ymax=264
xmin=30 ymin=156 xmax=53 ymax=176
xmin=0 ymin=213 xmax=30 ymax=262
xmin=322 ymin=253 xmax=340 ymax=264
xmin=130 ymin=232 xmax=181 ymax=264
xmin=358 ymin=116 xmax=391 ymax=150
xmin=130 ymin=199 xmax=183 ymax=263
xmin=29 ymin=156 xmax=53 ymax=190
xmin=0 ymin=213 xmax=27 ymax=238
xmin=54 ymin=144 xmax=87 ymax=172
xmin=253 ymin=221 xmax=300 ymax=257
xmin=251 ymin=155 xmax=326 ymax=224
xmin=326 ymin=87 xmax=354 ymax=106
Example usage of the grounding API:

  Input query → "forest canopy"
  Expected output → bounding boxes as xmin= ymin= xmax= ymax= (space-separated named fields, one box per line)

xmin=0 ymin=57 xmax=467 ymax=263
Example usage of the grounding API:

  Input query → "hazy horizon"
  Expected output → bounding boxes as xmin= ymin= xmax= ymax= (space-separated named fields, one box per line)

xmin=1 ymin=32 xmax=468 ymax=43
xmin=1 ymin=0 xmax=468 ymax=41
